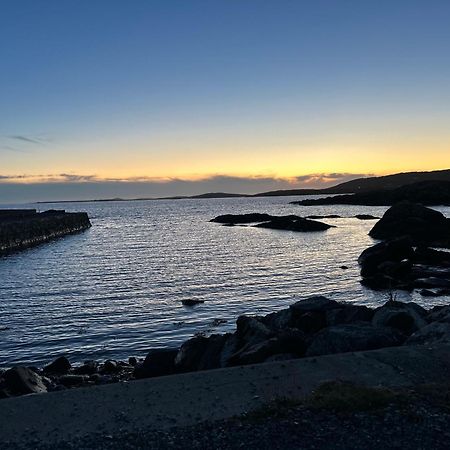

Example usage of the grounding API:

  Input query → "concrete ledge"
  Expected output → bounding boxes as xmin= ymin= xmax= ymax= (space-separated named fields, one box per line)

xmin=1 ymin=344 xmax=450 ymax=444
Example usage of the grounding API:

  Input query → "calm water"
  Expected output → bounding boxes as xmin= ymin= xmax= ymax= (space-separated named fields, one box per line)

xmin=1 ymin=196 xmax=449 ymax=367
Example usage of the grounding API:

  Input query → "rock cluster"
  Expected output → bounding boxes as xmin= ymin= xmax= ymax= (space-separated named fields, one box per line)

xmin=0 ymin=356 xmax=136 ymax=399
xmin=211 ymin=213 xmax=333 ymax=232
xmin=359 ymin=203 xmax=450 ymax=293
xmin=1 ymin=296 xmax=450 ymax=399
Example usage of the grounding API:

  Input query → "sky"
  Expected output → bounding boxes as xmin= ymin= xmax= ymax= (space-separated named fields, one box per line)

xmin=1 ymin=0 xmax=450 ymax=202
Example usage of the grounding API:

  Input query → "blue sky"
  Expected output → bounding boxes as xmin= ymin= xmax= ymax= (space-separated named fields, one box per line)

xmin=1 ymin=0 xmax=450 ymax=201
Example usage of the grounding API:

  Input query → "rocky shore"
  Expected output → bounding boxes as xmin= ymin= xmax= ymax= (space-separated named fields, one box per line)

xmin=0 ymin=209 xmax=91 ymax=254
xmin=2 ymin=295 xmax=450 ymax=400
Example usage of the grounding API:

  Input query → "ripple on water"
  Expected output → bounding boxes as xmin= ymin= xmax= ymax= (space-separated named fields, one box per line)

xmin=0 ymin=197 xmax=449 ymax=366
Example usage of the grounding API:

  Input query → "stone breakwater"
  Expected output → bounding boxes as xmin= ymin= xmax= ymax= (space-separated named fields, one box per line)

xmin=0 ymin=209 xmax=91 ymax=254
xmin=1 ymin=296 xmax=450 ymax=399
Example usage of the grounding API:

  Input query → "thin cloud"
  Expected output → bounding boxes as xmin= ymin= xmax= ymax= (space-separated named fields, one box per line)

xmin=8 ymin=135 xmax=44 ymax=145
xmin=1 ymin=145 xmax=30 ymax=153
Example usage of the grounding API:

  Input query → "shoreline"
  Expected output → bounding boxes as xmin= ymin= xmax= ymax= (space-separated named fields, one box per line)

xmin=2 ymin=295 xmax=450 ymax=401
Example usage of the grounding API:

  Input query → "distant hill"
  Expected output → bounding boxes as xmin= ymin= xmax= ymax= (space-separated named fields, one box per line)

xmin=291 ymin=180 xmax=450 ymax=206
xmin=322 ymin=169 xmax=450 ymax=194
xmin=255 ymin=169 xmax=450 ymax=197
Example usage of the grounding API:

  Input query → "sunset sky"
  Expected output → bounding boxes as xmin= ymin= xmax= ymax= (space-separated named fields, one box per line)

xmin=1 ymin=0 xmax=450 ymax=201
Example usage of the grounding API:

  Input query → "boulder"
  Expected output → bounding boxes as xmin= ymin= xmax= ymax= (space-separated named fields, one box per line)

xmin=369 ymin=202 xmax=450 ymax=247
xmin=4 ymin=367 xmax=47 ymax=395
xmin=358 ymin=237 xmax=414 ymax=277
xmin=372 ymin=301 xmax=428 ymax=335
xmin=289 ymin=296 xmax=340 ymax=314
xmin=412 ymin=247 xmax=450 ymax=266
xmin=174 ymin=334 xmax=229 ymax=372
xmin=427 ymin=305 xmax=450 ymax=323
xmin=235 ymin=316 xmax=274 ymax=348
xmin=73 ymin=360 xmax=98 ymax=375
xmin=262 ymin=308 xmax=293 ymax=330
xmin=227 ymin=329 xmax=307 ymax=366
xmin=43 ymin=356 xmax=71 ymax=375
xmin=406 ymin=322 xmax=450 ymax=345
xmin=134 ymin=348 xmax=178 ymax=379
xmin=101 ymin=360 xmax=119 ymax=374
xmin=326 ymin=304 xmax=374 ymax=326
xmin=306 ymin=323 xmax=404 ymax=357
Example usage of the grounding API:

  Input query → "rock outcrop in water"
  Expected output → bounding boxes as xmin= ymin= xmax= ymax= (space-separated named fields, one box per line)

xmin=0 ymin=209 xmax=91 ymax=254
xmin=210 ymin=213 xmax=334 ymax=231
xmin=368 ymin=202 xmax=450 ymax=247
xmin=358 ymin=203 xmax=450 ymax=291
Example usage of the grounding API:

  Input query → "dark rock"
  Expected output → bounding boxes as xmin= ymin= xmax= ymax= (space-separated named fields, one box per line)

xmin=262 ymin=308 xmax=293 ymax=331
xmin=210 ymin=213 xmax=275 ymax=224
xmin=355 ymin=214 xmax=379 ymax=220
xmin=73 ymin=360 xmax=98 ymax=375
xmin=101 ymin=360 xmax=119 ymax=374
xmin=406 ymin=322 xmax=450 ymax=345
xmin=340 ymin=265 xmax=349 ymax=270
xmin=419 ymin=289 xmax=440 ymax=297
xmin=326 ymin=305 xmax=374 ymax=326
xmin=427 ymin=305 xmax=450 ymax=323
xmin=369 ymin=202 xmax=450 ymax=247
xmin=291 ymin=311 xmax=326 ymax=334
xmin=43 ymin=356 xmax=71 ymax=375
xmin=4 ymin=366 xmax=47 ymax=395
xmin=58 ymin=374 xmax=88 ymax=387
xmin=306 ymin=215 xmax=341 ymax=219
xmin=228 ymin=329 xmax=307 ymax=366
xmin=414 ymin=277 xmax=450 ymax=288
xmin=181 ymin=299 xmax=205 ymax=306
xmin=289 ymin=296 xmax=340 ymax=314
xmin=358 ymin=237 xmax=414 ymax=278
xmin=306 ymin=323 xmax=404 ymax=357
xmin=175 ymin=334 xmax=229 ymax=372
xmin=134 ymin=348 xmax=178 ymax=379
xmin=288 ymin=296 xmax=341 ymax=333
xmin=255 ymin=216 xmax=333 ymax=232
xmin=372 ymin=301 xmax=428 ymax=335
xmin=128 ymin=357 xmax=137 ymax=366
xmin=412 ymin=247 xmax=450 ymax=266
xmin=235 ymin=316 xmax=274 ymax=348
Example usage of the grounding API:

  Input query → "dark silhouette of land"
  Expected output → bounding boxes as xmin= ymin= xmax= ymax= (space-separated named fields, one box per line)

xmin=37 ymin=169 xmax=450 ymax=203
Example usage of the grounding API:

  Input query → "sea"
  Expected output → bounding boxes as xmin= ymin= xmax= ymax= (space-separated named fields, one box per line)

xmin=1 ymin=196 xmax=449 ymax=367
